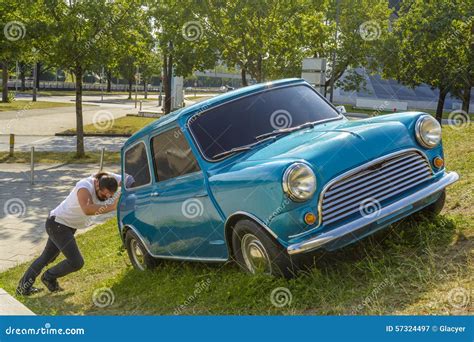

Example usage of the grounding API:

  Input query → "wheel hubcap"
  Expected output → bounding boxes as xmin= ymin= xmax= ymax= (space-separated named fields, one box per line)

xmin=241 ymin=233 xmax=271 ymax=274
xmin=130 ymin=239 xmax=145 ymax=271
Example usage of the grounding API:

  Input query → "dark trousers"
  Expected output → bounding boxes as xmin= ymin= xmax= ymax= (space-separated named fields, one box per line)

xmin=19 ymin=216 xmax=84 ymax=289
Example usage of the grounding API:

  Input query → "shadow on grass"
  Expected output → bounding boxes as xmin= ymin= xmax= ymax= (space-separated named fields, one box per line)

xmin=2 ymin=215 xmax=469 ymax=315
xmin=85 ymin=216 xmax=468 ymax=315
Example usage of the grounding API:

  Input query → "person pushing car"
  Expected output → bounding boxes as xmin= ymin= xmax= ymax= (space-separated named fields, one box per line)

xmin=17 ymin=171 xmax=123 ymax=295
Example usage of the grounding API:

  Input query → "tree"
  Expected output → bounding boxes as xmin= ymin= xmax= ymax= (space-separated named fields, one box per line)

xmin=140 ymin=52 xmax=162 ymax=99
xmin=29 ymin=0 xmax=145 ymax=156
xmin=115 ymin=13 xmax=155 ymax=99
xmin=0 ymin=0 xmax=28 ymax=102
xmin=449 ymin=3 xmax=474 ymax=114
xmin=204 ymin=0 xmax=322 ymax=85
xmin=149 ymin=1 xmax=218 ymax=113
xmin=313 ymin=0 xmax=391 ymax=98
xmin=376 ymin=0 xmax=470 ymax=122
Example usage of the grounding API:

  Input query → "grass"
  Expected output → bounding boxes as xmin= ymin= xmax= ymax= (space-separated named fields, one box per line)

xmin=0 ymin=125 xmax=472 ymax=315
xmin=185 ymin=96 xmax=213 ymax=102
xmin=0 ymin=151 xmax=120 ymax=164
xmin=60 ymin=116 xmax=156 ymax=136
xmin=0 ymin=100 xmax=75 ymax=112
xmin=338 ymin=103 xmax=474 ymax=120
xmin=17 ymin=90 xmax=215 ymax=97
xmin=16 ymin=90 xmax=139 ymax=97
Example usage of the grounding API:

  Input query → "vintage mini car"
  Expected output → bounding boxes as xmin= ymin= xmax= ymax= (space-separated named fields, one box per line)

xmin=117 ymin=78 xmax=458 ymax=277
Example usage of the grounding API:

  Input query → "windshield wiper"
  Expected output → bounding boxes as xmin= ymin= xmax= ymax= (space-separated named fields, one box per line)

xmin=212 ymin=136 xmax=277 ymax=159
xmin=212 ymin=121 xmax=318 ymax=160
xmin=212 ymin=146 xmax=253 ymax=159
xmin=255 ymin=121 xmax=317 ymax=141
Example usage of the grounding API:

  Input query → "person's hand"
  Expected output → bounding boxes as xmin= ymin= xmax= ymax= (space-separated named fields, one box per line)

xmin=111 ymin=193 xmax=120 ymax=209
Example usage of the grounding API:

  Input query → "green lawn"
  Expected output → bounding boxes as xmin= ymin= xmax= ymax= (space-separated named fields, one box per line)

xmin=16 ymin=90 xmax=137 ymax=97
xmin=0 ymin=151 xmax=120 ymax=164
xmin=0 ymin=100 xmax=75 ymax=112
xmin=185 ymin=96 xmax=213 ymax=102
xmin=61 ymin=116 xmax=156 ymax=136
xmin=0 ymin=125 xmax=472 ymax=315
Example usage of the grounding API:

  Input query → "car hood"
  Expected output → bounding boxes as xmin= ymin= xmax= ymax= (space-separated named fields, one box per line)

xmin=242 ymin=117 xmax=417 ymax=183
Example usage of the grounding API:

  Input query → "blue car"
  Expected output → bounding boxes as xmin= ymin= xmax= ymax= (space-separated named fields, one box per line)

xmin=117 ymin=78 xmax=458 ymax=277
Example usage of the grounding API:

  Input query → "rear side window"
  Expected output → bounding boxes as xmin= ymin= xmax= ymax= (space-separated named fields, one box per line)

xmin=124 ymin=142 xmax=151 ymax=189
xmin=151 ymin=127 xmax=201 ymax=182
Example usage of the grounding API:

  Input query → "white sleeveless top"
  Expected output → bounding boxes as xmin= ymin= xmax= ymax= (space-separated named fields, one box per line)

xmin=50 ymin=173 xmax=121 ymax=229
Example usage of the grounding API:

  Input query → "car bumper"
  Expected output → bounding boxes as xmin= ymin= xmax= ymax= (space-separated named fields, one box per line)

xmin=287 ymin=171 xmax=459 ymax=255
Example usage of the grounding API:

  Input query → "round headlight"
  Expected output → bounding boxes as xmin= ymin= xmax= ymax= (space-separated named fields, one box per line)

xmin=282 ymin=163 xmax=316 ymax=202
xmin=415 ymin=115 xmax=442 ymax=148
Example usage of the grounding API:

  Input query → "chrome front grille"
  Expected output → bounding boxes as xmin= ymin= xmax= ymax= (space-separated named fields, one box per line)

xmin=320 ymin=150 xmax=433 ymax=226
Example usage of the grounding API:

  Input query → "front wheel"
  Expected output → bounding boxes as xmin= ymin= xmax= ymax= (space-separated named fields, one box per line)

xmin=420 ymin=190 xmax=446 ymax=218
xmin=231 ymin=219 xmax=299 ymax=278
xmin=125 ymin=230 xmax=158 ymax=271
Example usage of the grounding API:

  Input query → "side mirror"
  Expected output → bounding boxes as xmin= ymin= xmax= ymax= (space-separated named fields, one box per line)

xmin=335 ymin=105 xmax=346 ymax=114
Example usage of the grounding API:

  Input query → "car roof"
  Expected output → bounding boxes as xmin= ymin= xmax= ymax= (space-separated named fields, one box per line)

xmin=124 ymin=78 xmax=306 ymax=147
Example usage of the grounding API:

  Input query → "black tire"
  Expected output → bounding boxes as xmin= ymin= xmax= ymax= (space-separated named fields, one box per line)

xmin=231 ymin=219 xmax=299 ymax=278
xmin=420 ymin=190 xmax=446 ymax=218
xmin=124 ymin=230 xmax=158 ymax=271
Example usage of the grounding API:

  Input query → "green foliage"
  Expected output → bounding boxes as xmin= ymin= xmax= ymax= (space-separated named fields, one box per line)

xmin=149 ymin=1 xmax=218 ymax=78
xmin=314 ymin=0 xmax=391 ymax=91
xmin=375 ymin=0 xmax=473 ymax=118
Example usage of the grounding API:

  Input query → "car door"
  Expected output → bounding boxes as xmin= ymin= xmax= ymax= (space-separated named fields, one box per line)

xmin=120 ymin=140 xmax=158 ymax=250
xmin=147 ymin=126 xmax=226 ymax=260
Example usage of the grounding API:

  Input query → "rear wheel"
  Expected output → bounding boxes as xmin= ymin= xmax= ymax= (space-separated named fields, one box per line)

xmin=125 ymin=230 xmax=158 ymax=271
xmin=231 ymin=219 xmax=299 ymax=278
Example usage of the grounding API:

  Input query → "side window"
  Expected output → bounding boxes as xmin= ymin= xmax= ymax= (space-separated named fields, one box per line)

xmin=124 ymin=142 xmax=151 ymax=189
xmin=151 ymin=127 xmax=201 ymax=182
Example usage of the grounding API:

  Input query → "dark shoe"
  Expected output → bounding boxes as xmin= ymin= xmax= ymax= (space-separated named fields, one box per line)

xmin=16 ymin=285 xmax=43 ymax=296
xmin=41 ymin=273 xmax=63 ymax=292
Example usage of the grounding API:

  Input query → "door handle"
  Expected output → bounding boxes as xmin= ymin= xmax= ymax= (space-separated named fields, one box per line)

xmin=150 ymin=191 xmax=160 ymax=197
xmin=194 ymin=192 xmax=208 ymax=198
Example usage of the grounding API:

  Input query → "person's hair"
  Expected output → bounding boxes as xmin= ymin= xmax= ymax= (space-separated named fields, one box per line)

xmin=94 ymin=172 xmax=118 ymax=192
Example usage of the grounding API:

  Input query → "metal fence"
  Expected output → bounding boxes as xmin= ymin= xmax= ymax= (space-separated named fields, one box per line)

xmin=5 ymin=80 xmax=161 ymax=92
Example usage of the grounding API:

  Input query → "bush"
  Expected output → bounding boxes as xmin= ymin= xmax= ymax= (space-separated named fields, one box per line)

xmin=0 ymin=88 xmax=15 ymax=103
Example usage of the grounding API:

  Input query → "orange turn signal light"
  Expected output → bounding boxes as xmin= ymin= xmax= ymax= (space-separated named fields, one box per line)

xmin=304 ymin=212 xmax=317 ymax=225
xmin=433 ymin=157 xmax=444 ymax=169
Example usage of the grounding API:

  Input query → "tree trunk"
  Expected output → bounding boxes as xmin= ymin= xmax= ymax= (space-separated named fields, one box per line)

xmin=20 ymin=63 xmax=26 ymax=91
xmin=164 ymin=54 xmax=173 ymax=114
xmin=241 ymin=67 xmax=248 ymax=87
xmin=35 ymin=62 xmax=41 ymax=90
xmin=128 ymin=80 xmax=132 ymax=99
xmin=256 ymin=55 xmax=262 ymax=83
xmin=32 ymin=63 xmax=37 ymax=102
xmin=74 ymin=65 xmax=85 ymax=157
xmin=1 ymin=61 xmax=8 ymax=102
xmin=461 ymin=84 xmax=471 ymax=114
xmin=106 ymin=70 xmax=112 ymax=92
xmin=435 ymin=87 xmax=448 ymax=123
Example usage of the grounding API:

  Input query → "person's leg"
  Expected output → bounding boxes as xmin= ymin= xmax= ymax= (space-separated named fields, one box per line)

xmin=17 ymin=218 xmax=61 ymax=295
xmin=43 ymin=222 xmax=84 ymax=283
xmin=18 ymin=239 xmax=60 ymax=289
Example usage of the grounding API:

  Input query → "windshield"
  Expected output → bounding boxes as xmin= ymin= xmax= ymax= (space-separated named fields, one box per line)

xmin=189 ymin=84 xmax=341 ymax=161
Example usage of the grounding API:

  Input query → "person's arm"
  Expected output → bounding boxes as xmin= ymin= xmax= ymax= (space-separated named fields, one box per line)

xmin=77 ymin=188 xmax=118 ymax=216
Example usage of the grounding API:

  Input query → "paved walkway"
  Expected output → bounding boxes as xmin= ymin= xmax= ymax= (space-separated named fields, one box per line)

xmin=1 ymin=95 xmax=197 ymax=137
xmin=0 ymin=163 xmax=120 ymax=272
xmin=0 ymin=94 xmax=163 ymax=136
xmin=0 ymin=288 xmax=35 ymax=315
xmin=0 ymin=135 xmax=127 ymax=152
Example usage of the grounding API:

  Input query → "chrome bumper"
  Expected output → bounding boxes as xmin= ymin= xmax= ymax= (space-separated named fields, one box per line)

xmin=287 ymin=171 xmax=459 ymax=255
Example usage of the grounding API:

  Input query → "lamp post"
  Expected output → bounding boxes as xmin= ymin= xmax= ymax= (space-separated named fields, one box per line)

xmin=32 ymin=62 xmax=37 ymax=102
xmin=135 ymin=65 xmax=139 ymax=109
xmin=329 ymin=0 xmax=340 ymax=103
